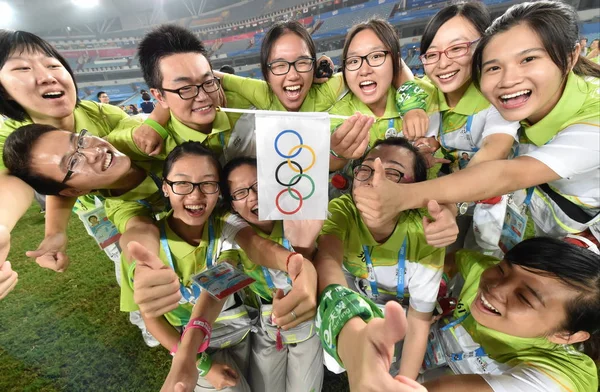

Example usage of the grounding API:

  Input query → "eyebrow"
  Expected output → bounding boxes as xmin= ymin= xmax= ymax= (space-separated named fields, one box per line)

xmin=482 ymin=47 xmax=546 ymax=67
xmin=59 ymin=133 xmax=75 ymax=168
xmin=362 ymin=158 xmax=405 ymax=169
xmin=347 ymin=45 xmax=386 ymax=56
xmin=428 ymin=37 xmax=471 ymax=50
xmin=270 ymin=55 xmax=312 ymax=62
xmin=525 ymin=284 xmax=546 ymax=307
xmin=172 ymin=72 xmax=213 ymax=84
xmin=171 ymin=173 xmax=217 ymax=179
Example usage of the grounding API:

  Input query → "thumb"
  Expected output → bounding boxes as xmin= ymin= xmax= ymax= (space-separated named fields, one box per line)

xmin=149 ymin=140 xmax=163 ymax=157
xmin=426 ymin=200 xmax=442 ymax=220
xmin=0 ymin=260 xmax=13 ymax=273
xmin=26 ymin=241 xmax=50 ymax=258
xmin=371 ymin=157 xmax=386 ymax=187
xmin=373 ymin=301 xmax=408 ymax=348
xmin=174 ymin=382 xmax=189 ymax=392
xmin=286 ymin=253 xmax=304 ymax=281
xmin=127 ymin=241 xmax=164 ymax=270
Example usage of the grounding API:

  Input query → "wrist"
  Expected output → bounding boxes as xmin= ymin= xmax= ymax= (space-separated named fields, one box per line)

xmin=143 ymin=118 xmax=168 ymax=139
xmin=337 ymin=317 xmax=366 ymax=365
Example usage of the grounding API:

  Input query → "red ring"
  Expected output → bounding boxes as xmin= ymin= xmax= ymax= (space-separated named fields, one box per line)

xmin=275 ymin=188 xmax=303 ymax=215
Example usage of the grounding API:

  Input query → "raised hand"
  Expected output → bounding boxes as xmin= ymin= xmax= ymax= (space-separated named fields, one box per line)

xmin=205 ymin=362 xmax=239 ymax=390
xmin=330 ymin=113 xmax=373 ymax=161
xmin=402 ymin=109 xmax=430 ymax=141
xmin=423 ymin=200 xmax=459 ymax=248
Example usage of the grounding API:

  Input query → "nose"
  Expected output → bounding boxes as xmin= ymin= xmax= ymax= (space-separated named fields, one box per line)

xmin=498 ymin=64 xmax=523 ymax=89
xmin=247 ymin=187 xmax=258 ymax=203
xmin=80 ymin=146 xmax=103 ymax=164
xmin=358 ymin=60 xmax=373 ymax=76
xmin=194 ymin=88 xmax=209 ymax=102
xmin=286 ymin=65 xmax=301 ymax=81
xmin=437 ymin=53 xmax=452 ymax=69
xmin=34 ymin=65 xmax=57 ymax=85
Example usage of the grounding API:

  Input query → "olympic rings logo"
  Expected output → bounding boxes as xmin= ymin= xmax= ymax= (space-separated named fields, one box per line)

xmin=273 ymin=129 xmax=316 ymax=215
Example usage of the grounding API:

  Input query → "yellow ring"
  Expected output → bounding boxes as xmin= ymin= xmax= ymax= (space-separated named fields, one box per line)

xmin=287 ymin=144 xmax=316 ymax=172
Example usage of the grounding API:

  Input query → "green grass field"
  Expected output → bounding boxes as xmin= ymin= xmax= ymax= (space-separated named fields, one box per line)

xmin=0 ymin=206 xmax=348 ymax=392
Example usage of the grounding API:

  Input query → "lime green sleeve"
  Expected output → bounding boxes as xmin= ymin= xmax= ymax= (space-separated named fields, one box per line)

xmin=120 ymin=256 xmax=139 ymax=312
xmin=320 ymin=195 xmax=353 ymax=242
xmin=217 ymin=249 xmax=242 ymax=268
xmin=105 ymin=116 xmax=149 ymax=161
xmin=311 ymin=73 xmax=346 ymax=112
xmin=221 ymin=73 xmax=273 ymax=110
xmin=99 ymin=102 xmax=129 ymax=128
xmin=455 ymin=249 xmax=499 ymax=282
xmin=104 ymin=197 xmax=154 ymax=234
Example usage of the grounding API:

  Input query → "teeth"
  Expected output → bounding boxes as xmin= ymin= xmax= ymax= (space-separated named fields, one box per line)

xmin=185 ymin=205 xmax=204 ymax=211
xmin=43 ymin=91 xmax=63 ymax=97
xmin=193 ymin=105 xmax=211 ymax=112
xmin=439 ymin=71 xmax=458 ymax=80
xmin=284 ymin=85 xmax=301 ymax=91
xmin=103 ymin=153 xmax=112 ymax=170
xmin=500 ymin=90 xmax=531 ymax=99
xmin=480 ymin=293 xmax=500 ymax=314
xmin=359 ymin=80 xmax=375 ymax=86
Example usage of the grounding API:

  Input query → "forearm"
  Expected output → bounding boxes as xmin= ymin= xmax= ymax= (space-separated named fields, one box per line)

xmin=424 ymin=375 xmax=493 ymax=392
xmin=45 ymin=196 xmax=76 ymax=235
xmin=142 ymin=313 xmax=181 ymax=351
xmin=329 ymin=156 xmax=348 ymax=172
xmin=121 ymin=217 xmax=160 ymax=262
xmin=337 ymin=317 xmax=367 ymax=367
xmin=394 ymin=59 xmax=414 ymax=88
xmin=467 ymin=135 xmax=514 ymax=168
xmin=179 ymin=292 xmax=226 ymax=355
xmin=399 ymin=312 xmax=431 ymax=379
xmin=235 ymin=227 xmax=290 ymax=271
xmin=0 ymin=174 xmax=33 ymax=231
xmin=313 ymin=236 xmax=347 ymax=294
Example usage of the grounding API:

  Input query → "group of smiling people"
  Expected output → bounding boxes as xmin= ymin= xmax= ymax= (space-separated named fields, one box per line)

xmin=0 ymin=1 xmax=598 ymax=391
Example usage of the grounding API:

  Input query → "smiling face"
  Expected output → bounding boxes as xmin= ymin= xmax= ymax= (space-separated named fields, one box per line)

xmin=228 ymin=163 xmax=260 ymax=225
xmin=479 ymin=23 xmax=569 ymax=124
xmin=152 ymin=52 xmax=219 ymax=132
xmin=29 ymin=130 xmax=131 ymax=194
xmin=162 ymin=154 xmax=220 ymax=228
xmin=266 ymin=32 xmax=314 ymax=112
xmin=423 ymin=16 xmax=480 ymax=100
xmin=344 ymin=28 xmax=394 ymax=117
xmin=0 ymin=50 xmax=77 ymax=124
xmin=471 ymin=260 xmax=580 ymax=339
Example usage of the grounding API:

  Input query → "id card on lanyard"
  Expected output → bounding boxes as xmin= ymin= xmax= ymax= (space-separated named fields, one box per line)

xmin=362 ymin=237 xmax=408 ymax=300
xmin=498 ymin=187 xmax=534 ymax=253
xmin=439 ymin=114 xmax=479 ymax=153
xmin=159 ymin=218 xmax=216 ymax=305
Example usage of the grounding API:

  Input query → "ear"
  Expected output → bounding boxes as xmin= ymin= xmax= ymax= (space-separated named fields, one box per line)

xmin=569 ymin=43 xmax=582 ymax=72
xmin=547 ymin=330 xmax=590 ymax=345
xmin=58 ymin=188 xmax=88 ymax=197
xmin=162 ymin=182 xmax=169 ymax=197
xmin=151 ymin=88 xmax=169 ymax=109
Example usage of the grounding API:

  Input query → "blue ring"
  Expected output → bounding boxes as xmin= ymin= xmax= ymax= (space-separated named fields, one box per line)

xmin=274 ymin=130 xmax=304 ymax=158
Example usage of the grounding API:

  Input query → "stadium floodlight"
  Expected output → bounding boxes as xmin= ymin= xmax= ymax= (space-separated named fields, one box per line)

xmin=71 ymin=0 xmax=99 ymax=7
xmin=0 ymin=2 xmax=13 ymax=22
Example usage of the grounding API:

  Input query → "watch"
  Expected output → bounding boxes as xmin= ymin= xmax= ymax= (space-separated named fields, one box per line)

xmin=456 ymin=202 xmax=469 ymax=216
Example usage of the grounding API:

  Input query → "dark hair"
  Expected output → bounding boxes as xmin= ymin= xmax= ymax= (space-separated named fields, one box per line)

xmin=2 ymin=124 xmax=69 ymax=195
xmin=0 ymin=30 xmax=78 ymax=122
xmin=219 ymin=64 xmax=235 ymax=75
xmin=341 ymin=19 xmax=401 ymax=88
xmin=141 ymin=92 xmax=151 ymax=101
xmin=221 ymin=156 xmax=257 ymax=204
xmin=371 ymin=137 xmax=428 ymax=182
xmin=420 ymin=2 xmax=490 ymax=55
xmin=128 ymin=104 xmax=139 ymax=115
xmin=162 ymin=141 xmax=222 ymax=183
xmin=96 ymin=91 xmax=107 ymax=100
xmin=505 ymin=237 xmax=600 ymax=361
xmin=138 ymin=24 xmax=210 ymax=90
xmin=472 ymin=1 xmax=600 ymax=87
xmin=260 ymin=20 xmax=317 ymax=82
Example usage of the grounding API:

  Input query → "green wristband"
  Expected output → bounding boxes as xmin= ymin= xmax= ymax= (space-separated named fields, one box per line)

xmin=316 ymin=284 xmax=383 ymax=367
xmin=395 ymin=80 xmax=428 ymax=117
xmin=196 ymin=352 xmax=213 ymax=377
xmin=143 ymin=118 xmax=169 ymax=140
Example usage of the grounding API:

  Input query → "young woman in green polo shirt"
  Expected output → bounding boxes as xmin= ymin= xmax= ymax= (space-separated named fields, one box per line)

xmin=314 ymin=137 xmax=446 ymax=382
xmin=353 ymin=1 xmax=600 ymax=246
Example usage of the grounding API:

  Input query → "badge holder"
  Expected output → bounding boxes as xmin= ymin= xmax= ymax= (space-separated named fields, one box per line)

xmin=498 ymin=188 xmax=533 ymax=254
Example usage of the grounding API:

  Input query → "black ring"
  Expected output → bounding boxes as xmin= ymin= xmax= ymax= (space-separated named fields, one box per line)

xmin=275 ymin=160 xmax=303 ymax=187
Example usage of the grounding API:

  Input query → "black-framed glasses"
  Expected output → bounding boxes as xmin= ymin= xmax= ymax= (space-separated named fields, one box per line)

xmin=343 ymin=50 xmax=389 ymax=71
xmin=62 ymin=129 xmax=92 ymax=183
xmin=419 ymin=39 xmax=480 ymax=65
xmin=267 ymin=57 xmax=315 ymax=76
xmin=161 ymin=77 xmax=221 ymax=100
xmin=230 ymin=182 xmax=258 ymax=201
xmin=163 ymin=179 xmax=220 ymax=195
xmin=353 ymin=164 xmax=404 ymax=183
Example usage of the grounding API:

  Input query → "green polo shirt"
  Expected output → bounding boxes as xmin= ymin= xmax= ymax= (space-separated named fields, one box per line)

xmin=0 ymin=100 xmax=128 ymax=171
xmin=454 ymin=249 xmax=598 ymax=392
xmin=106 ymin=110 xmax=233 ymax=161
xmin=221 ymin=72 xmax=345 ymax=112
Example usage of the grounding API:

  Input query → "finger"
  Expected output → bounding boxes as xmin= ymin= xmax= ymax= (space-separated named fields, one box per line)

xmin=426 ymin=200 xmax=442 ymax=220
xmin=393 ymin=375 xmax=425 ymax=390
xmin=223 ymin=365 xmax=239 ymax=381
xmin=371 ymin=158 xmax=387 ymax=187
xmin=55 ymin=252 xmax=70 ymax=273
xmin=141 ymin=301 xmax=181 ymax=318
xmin=374 ymin=301 xmax=408 ymax=347
xmin=278 ymin=306 xmax=316 ymax=330
xmin=128 ymin=241 xmax=168 ymax=270
xmin=0 ymin=271 xmax=18 ymax=299
xmin=286 ymin=254 xmax=304 ymax=281
xmin=135 ymin=278 xmax=181 ymax=303
xmin=36 ymin=256 xmax=62 ymax=271
xmin=0 ymin=260 xmax=13 ymax=273
xmin=25 ymin=245 xmax=49 ymax=259
xmin=433 ymin=158 xmax=452 ymax=165
xmin=174 ymin=382 xmax=189 ymax=392
xmin=149 ymin=141 xmax=163 ymax=156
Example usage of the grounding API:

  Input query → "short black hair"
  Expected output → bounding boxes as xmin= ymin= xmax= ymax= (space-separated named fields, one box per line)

xmin=96 ymin=91 xmax=107 ymax=99
xmin=219 ymin=64 xmax=235 ymax=74
xmin=0 ymin=30 xmax=78 ymax=122
xmin=371 ymin=137 xmax=428 ymax=182
xmin=420 ymin=2 xmax=491 ymax=55
xmin=222 ymin=156 xmax=257 ymax=204
xmin=3 ymin=123 xmax=69 ymax=195
xmin=138 ymin=24 xmax=210 ymax=90
xmin=163 ymin=141 xmax=222 ymax=182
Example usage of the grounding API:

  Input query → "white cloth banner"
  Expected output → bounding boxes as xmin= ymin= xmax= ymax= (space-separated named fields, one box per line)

xmin=256 ymin=112 xmax=330 ymax=220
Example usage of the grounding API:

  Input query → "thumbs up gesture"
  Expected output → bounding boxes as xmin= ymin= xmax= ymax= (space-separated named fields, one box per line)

xmin=271 ymin=253 xmax=318 ymax=330
xmin=128 ymin=241 xmax=181 ymax=317
xmin=423 ymin=200 xmax=459 ymax=248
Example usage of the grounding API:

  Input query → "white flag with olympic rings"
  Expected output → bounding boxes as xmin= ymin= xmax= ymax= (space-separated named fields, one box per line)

xmin=255 ymin=111 xmax=330 ymax=220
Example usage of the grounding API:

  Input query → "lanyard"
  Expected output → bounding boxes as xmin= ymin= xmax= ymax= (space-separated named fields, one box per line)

xmin=261 ymin=226 xmax=292 ymax=290
xmin=440 ymin=312 xmax=488 ymax=362
xmin=439 ymin=114 xmax=478 ymax=153
xmin=362 ymin=237 xmax=408 ymax=299
xmin=158 ymin=218 xmax=215 ymax=304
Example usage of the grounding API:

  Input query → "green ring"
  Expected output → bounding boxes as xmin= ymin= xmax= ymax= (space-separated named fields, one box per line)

xmin=287 ymin=174 xmax=315 ymax=200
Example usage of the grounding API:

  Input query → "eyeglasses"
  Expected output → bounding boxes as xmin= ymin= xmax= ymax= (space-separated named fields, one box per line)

xmin=161 ymin=77 xmax=221 ymax=100
xmin=267 ymin=58 xmax=315 ymax=76
xmin=163 ymin=179 xmax=220 ymax=195
xmin=343 ymin=50 xmax=389 ymax=71
xmin=353 ymin=164 xmax=404 ymax=183
xmin=230 ymin=182 xmax=258 ymax=201
xmin=62 ymin=129 xmax=92 ymax=183
xmin=419 ymin=39 xmax=480 ymax=65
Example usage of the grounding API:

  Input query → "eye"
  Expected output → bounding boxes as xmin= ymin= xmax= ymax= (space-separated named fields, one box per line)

xmin=204 ymin=79 xmax=215 ymax=86
xmin=484 ymin=65 xmax=500 ymax=73
xmin=518 ymin=293 xmax=533 ymax=308
xmin=522 ymin=56 xmax=536 ymax=64
xmin=449 ymin=46 xmax=464 ymax=52
xmin=497 ymin=264 xmax=505 ymax=276
xmin=347 ymin=58 xmax=359 ymax=65
xmin=179 ymin=86 xmax=193 ymax=92
xmin=423 ymin=53 xmax=436 ymax=60
xmin=13 ymin=66 xmax=31 ymax=71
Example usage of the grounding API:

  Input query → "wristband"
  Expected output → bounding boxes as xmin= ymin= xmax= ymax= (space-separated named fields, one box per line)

xmin=315 ymin=284 xmax=383 ymax=367
xmin=395 ymin=80 xmax=428 ymax=117
xmin=286 ymin=252 xmax=300 ymax=271
xmin=196 ymin=352 xmax=213 ymax=377
xmin=143 ymin=118 xmax=169 ymax=139
xmin=181 ymin=317 xmax=212 ymax=353
xmin=330 ymin=150 xmax=346 ymax=160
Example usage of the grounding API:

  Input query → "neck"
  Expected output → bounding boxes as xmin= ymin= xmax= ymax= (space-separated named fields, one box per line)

xmin=368 ymin=96 xmax=387 ymax=117
xmin=32 ymin=113 xmax=75 ymax=132
xmin=444 ymin=81 xmax=471 ymax=108
xmin=181 ymin=117 xmax=213 ymax=134
xmin=168 ymin=215 xmax=205 ymax=246
xmin=254 ymin=219 xmax=275 ymax=235
xmin=527 ymin=77 xmax=568 ymax=125
xmin=366 ymin=217 xmax=398 ymax=244
xmin=105 ymin=164 xmax=146 ymax=195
